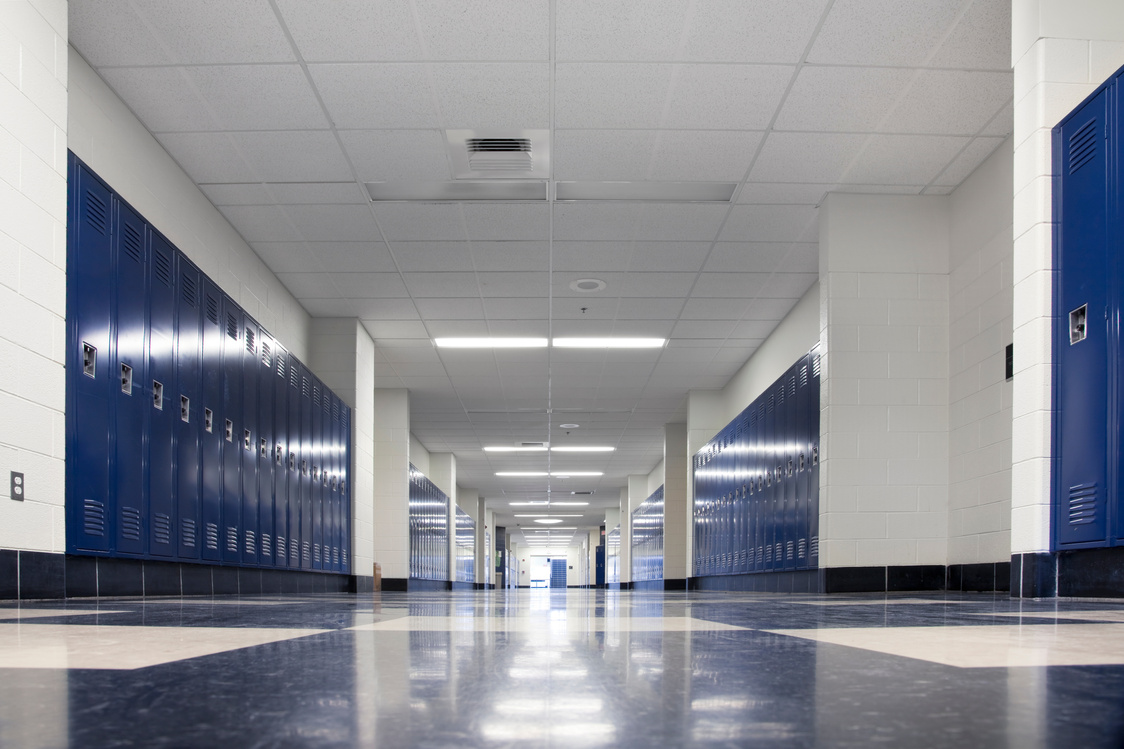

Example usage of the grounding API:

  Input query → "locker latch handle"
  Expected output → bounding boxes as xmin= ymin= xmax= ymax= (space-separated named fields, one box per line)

xmin=204 ymin=408 xmax=214 ymax=433
xmin=302 ymin=459 xmax=308 ymax=476
xmin=275 ymin=445 xmax=283 ymax=464
xmin=812 ymin=446 xmax=819 ymax=465
xmin=152 ymin=381 xmax=164 ymax=410
xmin=260 ymin=438 xmax=268 ymax=458
xmin=83 ymin=343 xmax=97 ymax=378
xmin=787 ymin=459 xmax=794 ymax=476
xmin=225 ymin=419 xmax=233 ymax=442
xmin=799 ymin=453 xmax=805 ymax=471
xmin=120 ymin=363 xmax=132 ymax=394
xmin=289 ymin=452 xmax=296 ymax=470
xmin=244 ymin=429 xmax=252 ymax=450
xmin=1070 ymin=304 xmax=1088 ymax=344
xmin=180 ymin=395 xmax=190 ymax=422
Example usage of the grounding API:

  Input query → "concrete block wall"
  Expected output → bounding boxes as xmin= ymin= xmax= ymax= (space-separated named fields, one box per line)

xmin=819 ymin=194 xmax=950 ymax=569
xmin=663 ymin=423 xmax=688 ymax=580
xmin=0 ymin=1 xmax=68 ymax=553
xmin=1010 ymin=0 xmax=1124 ymax=554
xmin=372 ymin=389 xmax=409 ymax=580
xmin=948 ymin=140 xmax=1014 ymax=565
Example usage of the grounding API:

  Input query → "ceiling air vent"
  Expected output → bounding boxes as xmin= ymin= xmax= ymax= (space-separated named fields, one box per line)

xmin=522 ymin=442 xmax=546 ymax=448
xmin=447 ymin=129 xmax=550 ymax=179
xmin=571 ymin=491 xmax=595 ymax=496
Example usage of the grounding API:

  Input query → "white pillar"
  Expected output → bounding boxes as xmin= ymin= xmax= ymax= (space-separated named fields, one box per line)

xmin=429 ymin=453 xmax=457 ymax=582
xmin=663 ymin=423 xmax=689 ymax=583
xmin=372 ymin=389 xmax=410 ymax=583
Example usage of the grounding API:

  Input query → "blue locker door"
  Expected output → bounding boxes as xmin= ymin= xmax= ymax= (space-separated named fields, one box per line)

xmin=311 ymin=381 xmax=324 ymax=571
xmin=199 ymin=283 xmax=224 ymax=561
xmin=753 ymin=403 xmax=765 ymax=572
xmin=112 ymin=201 xmax=148 ymax=558
xmin=257 ymin=334 xmax=275 ymax=566
xmin=764 ymin=389 xmax=777 ymax=571
xmin=299 ymin=367 xmax=313 ymax=569
xmin=68 ymin=162 xmax=114 ymax=554
xmin=809 ymin=349 xmax=821 ymax=567
xmin=330 ymin=394 xmax=342 ymax=572
xmin=273 ymin=346 xmax=291 ymax=568
xmin=341 ymin=404 xmax=351 ymax=572
xmin=794 ymin=356 xmax=811 ymax=569
xmin=737 ymin=414 xmax=749 ymax=574
xmin=146 ymin=234 xmax=177 ymax=558
xmin=175 ymin=259 xmax=202 ymax=561
xmin=287 ymin=356 xmax=302 ymax=568
xmin=1054 ymin=87 xmax=1111 ymax=548
xmin=1117 ymin=73 xmax=1124 ymax=545
xmin=220 ymin=297 xmax=243 ymax=563
xmin=783 ymin=369 xmax=798 ymax=570
xmin=241 ymin=318 xmax=260 ymax=565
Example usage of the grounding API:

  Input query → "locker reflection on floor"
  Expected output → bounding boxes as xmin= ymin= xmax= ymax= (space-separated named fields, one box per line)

xmin=3 ymin=590 xmax=1124 ymax=748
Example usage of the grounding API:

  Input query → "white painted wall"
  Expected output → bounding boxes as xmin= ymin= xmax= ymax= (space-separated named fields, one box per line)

xmin=68 ymin=48 xmax=309 ymax=361
xmin=663 ymin=423 xmax=688 ymax=580
xmin=1010 ymin=0 xmax=1124 ymax=554
xmin=372 ymin=388 xmax=409 ymax=579
xmin=408 ymin=433 xmax=430 ymax=475
xmin=0 ymin=2 xmax=68 ymax=553
xmin=819 ymin=193 xmax=950 ymax=568
xmin=948 ymin=140 xmax=1014 ymax=565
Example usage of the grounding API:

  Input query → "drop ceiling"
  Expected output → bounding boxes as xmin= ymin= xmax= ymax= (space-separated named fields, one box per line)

xmin=68 ymin=0 xmax=1013 ymax=545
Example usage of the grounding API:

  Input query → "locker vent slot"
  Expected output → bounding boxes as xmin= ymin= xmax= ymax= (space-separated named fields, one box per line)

xmin=302 ymin=376 xmax=311 ymax=398
xmin=154 ymin=249 xmax=172 ymax=287
xmin=226 ymin=313 xmax=238 ymax=340
xmin=261 ymin=340 xmax=271 ymax=367
xmin=83 ymin=343 xmax=97 ymax=378
xmin=290 ymin=539 xmax=299 ymax=561
xmin=121 ymin=506 xmax=142 ymax=541
xmin=799 ymin=364 xmax=808 ymax=388
xmin=85 ymin=190 xmax=107 ymax=234
xmin=245 ymin=327 xmax=255 ymax=355
xmin=313 ymin=386 xmax=321 ymax=408
xmin=775 ymin=542 xmax=783 ymax=561
xmin=290 ymin=362 xmax=299 ymax=388
xmin=276 ymin=536 xmax=286 ymax=560
xmin=181 ymin=518 xmax=197 ymax=548
xmin=226 ymin=526 xmax=238 ymax=552
xmin=314 ymin=544 xmax=321 ymax=564
xmin=205 ymin=522 xmax=219 ymax=550
xmin=332 ymin=401 xmax=340 ymax=420
xmin=767 ymin=394 xmax=774 ymax=413
xmin=811 ymin=354 xmax=821 ymax=377
xmin=786 ymin=540 xmax=794 ymax=560
xmin=1069 ymin=119 xmax=1098 ymax=174
xmin=120 ymin=363 xmax=132 ymax=395
xmin=302 ymin=542 xmax=311 ymax=564
xmin=810 ymin=535 xmax=819 ymax=558
xmin=261 ymin=533 xmax=272 ymax=558
xmin=342 ymin=549 xmax=347 ymax=568
xmin=154 ymin=513 xmax=171 ymax=545
xmin=245 ymin=530 xmax=256 ymax=555
xmin=83 ymin=499 xmax=106 ymax=537
xmin=798 ymin=538 xmax=807 ymax=559
xmin=788 ymin=375 xmax=796 ymax=397
xmin=1068 ymin=483 xmax=1098 ymax=525
xmin=181 ymin=273 xmax=198 ymax=307
xmin=277 ymin=353 xmax=286 ymax=378
xmin=122 ymin=223 xmax=143 ymax=263
xmin=333 ymin=547 xmax=339 ymax=565
xmin=765 ymin=544 xmax=773 ymax=563
xmin=205 ymin=295 xmax=220 ymax=325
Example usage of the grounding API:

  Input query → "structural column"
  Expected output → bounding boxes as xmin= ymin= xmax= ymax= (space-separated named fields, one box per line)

xmin=663 ymin=423 xmax=689 ymax=587
xmin=429 ymin=453 xmax=456 ymax=583
xmin=372 ymin=389 xmax=410 ymax=587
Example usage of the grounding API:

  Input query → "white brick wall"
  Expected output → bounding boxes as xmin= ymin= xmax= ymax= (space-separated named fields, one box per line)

xmin=0 ymin=2 xmax=67 ymax=553
xmin=663 ymin=423 xmax=688 ymax=580
xmin=1010 ymin=1 xmax=1124 ymax=553
xmin=372 ymin=388 xmax=409 ymax=579
xmin=948 ymin=139 xmax=1014 ymax=565
xmin=819 ymin=194 xmax=950 ymax=568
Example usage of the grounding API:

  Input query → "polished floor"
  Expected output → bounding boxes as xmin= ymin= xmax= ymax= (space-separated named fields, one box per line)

xmin=1 ymin=590 xmax=1123 ymax=747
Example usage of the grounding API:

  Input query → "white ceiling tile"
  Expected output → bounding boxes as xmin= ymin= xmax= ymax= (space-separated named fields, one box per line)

xmin=433 ymin=63 xmax=550 ymax=129
xmin=308 ymin=63 xmax=439 ymax=128
xmin=844 ymin=135 xmax=970 ymax=185
xmin=679 ymin=298 xmax=752 ymax=320
xmin=307 ymin=298 xmax=412 ymax=319
xmin=101 ymin=68 xmax=217 ymax=132
xmin=326 ymin=272 xmax=408 ymax=298
xmin=220 ymin=205 xmax=300 ymax=242
xmin=374 ymin=204 xmax=468 ymax=241
xmin=414 ymin=298 xmax=486 ymax=320
xmin=628 ymin=243 xmax=711 ymax=272
xmin=551 ymin=241 xmax=632 ymax=272
xmin=426 ymin=319 xmax=490 ymax=337
xmin=403 ymin=272 xmax=479 ymax=298
xmin=268 ymin=182 xmax=369 ymax=204
xmin=831 ymin=184 xmax=924 ymax=195
xmin=608 ymin=319 xmax=675 ymax=337
xmin=663 ymin=65 xmax=793 ymax=130
xmin=921 ymin=185 xmax=955 ymax=196
xmin=462 ymin=204 xmax=549 ymax=241
xmin=487 ymin=320 xmax=551 ymax=337
xmin=379 ymin=344 xmax=441 ymax=363
xmin=633 ymin=205 xmax=728 ymax=242
xmin=156 ymin=133 xmax=255 ymax=184
xmin=553 ymin=130 xmax=762 ymax=182
xmin=935 ymin=137 xmax=1009 ymax=187
xmin=482 ymin=298 xmax=550 ymax=320
xmin=731 ymin=320 xmax=782 ymax=339
xmin=777 ymin=244 xmax=819 ymax=274
xmin=392 ymin=242 xmax=475 ymax=272
xmin=681 ymin=0 xmax=829 ymax=63
xmin=980 ymin=100 xmax=1013 ymax=137
xmin=553 ymin=204 xmax=642 ymax=241
xmin=615 ymin=273 xmax=696 ymax=298
xmin=551 ymin=298 xmax=619 ymax=320
xmin=338 ymin=130 xmax=451 ymax=182
xmin=807 ymin=0 xmax=963 ymax=67
xmin=555 ymin=1 xmax=692 ymax=61
xmin=70 ymin=1 xmax=172 ymax=66
xmin=190 ymin=65 xmax=328 ymax=131
xmin=660 ymin=345 xmax=720 ymax=362
xmin=670 ymin=319 xmax=737 ymax=339
xmin=929 ymin=0 xmax=1011 ymax=71
xmin=749 ymin=132 xmax=868 ymax=183
xmin=702 ymin=242 xmax=790 ymax=273
xmin=276 ymin=272 xmax=339 ymax=298
xmin=284 ymin=204 xmax=381 ymax=241
xmin=470 ymin=242 xmax=549 ymax=271
xmin=275 ymin=0 xmax=422 ymax=61
xmin=302 ymin=242 xmax=398 ymax=273
xmin=736 ymin=183 xmax=832 ymax=205
xmin=691 ymin=273 xmax=772 ymax=298
xmin=200 ymin=183 xmax=274 ymax=206
xmin=613 ymin=297 xmax=686 ymax=320
xmin=478 ymin=272 xmax=550 ymax=297
xmin=744 ymin=298 xmax=801 ymax=320
xmin=413 ymin=0 xmax=549 ymax=60
xmin=776 ymin=66 xmax=915 ymax=132
xmin=881 ymin=70 xmax=1012 ymax=135
xmin=554 ymin=64 xmax=672 ymax=128
xmin=756 ymin=273 xmax=818 ymax=299
xmin=251 ymin=242 xmax=318 ymax=273
xmin=719 ymin=205 xmax=819 ymax=243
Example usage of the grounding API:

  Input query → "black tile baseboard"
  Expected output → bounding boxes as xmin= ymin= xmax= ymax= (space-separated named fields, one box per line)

xmin=693 ymin=564 xmax=1012 ymax=594
xmin=381 ymin=577 xmax=408 ymax=592
xmin=1055 ymin=547 xmax=1124 ymax=598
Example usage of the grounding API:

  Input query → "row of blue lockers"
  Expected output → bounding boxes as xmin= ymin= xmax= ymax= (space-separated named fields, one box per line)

xmin=631 ymin=485 xmax=664 ymax=582
xmin=66 ymin=155 xmax=352 ymax=573
xmin=409 ymin=465 xmax=449 ymax=581
xmin=605 ymin=525 xmax=621 ymax=585
xmin=1052 ymin=62 xmax=1124 ymax=550
xmin=454 ymin=506 xmax=475 ymax=584
xmin=693 ymin=347 xmax=820 ymax=576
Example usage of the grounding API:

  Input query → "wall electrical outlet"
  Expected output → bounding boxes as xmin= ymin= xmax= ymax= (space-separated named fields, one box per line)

xmin=10 ymin=472 xmax=24 ymax=501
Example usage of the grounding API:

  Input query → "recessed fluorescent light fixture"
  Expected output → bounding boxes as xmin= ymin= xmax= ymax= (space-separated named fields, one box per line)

xmin=435 ymin=338 xmax=547 ymax=348
xmin=552 ymin=338 xmax=666 ymax=348
xmin=496 ymin=471 xmax=602 ymax=477
xmin=555 ymin=181 xmax=737 ymax=202
xmin=550 ymin=446 xmax=614 ymax=452
xmin=366 ymin=180 xmax=547 ymax=202
xmin=509 ymin=501 xmax=549 ymax=506
xmin=496 ymin=472 xmax=549 ymax=477
xmin=515 ymin=514 xmax=582 ymax=518
xmin=484 ymin=446 xmax=549 ymax=452
xmin=534 ymin=518 xmax=564 ymax=524
xmin=547 ymin=502 xmax=589 ymax=506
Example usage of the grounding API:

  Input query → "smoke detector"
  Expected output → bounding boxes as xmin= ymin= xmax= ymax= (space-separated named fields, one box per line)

xmin=446 ymin=130 xmax=550 ymax=179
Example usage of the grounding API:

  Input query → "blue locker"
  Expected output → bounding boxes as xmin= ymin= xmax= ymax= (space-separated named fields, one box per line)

xmin=310 ymin=381 xmax=324 ymax=570
xmin=274 ymin=346 xmax=292 ymax=568
xmin=765 ymin=388 xmax=778 ymax=571
xmin=220 ymin=297 xmax=243 ymax=563
xmin=287 ymin=356 xmax=302 ymax=567
xmin=754 ymin=402 xmax=766 ymax=572
xmin=257 ymin=333 xmax=275 ymax=566
xmin=299 ymin=366 xmax=313 ymax=569
xmin=146 ymin=233 xmax=177 ymax=558
xmin=241 ymin=316 xmax=259 ymax=565
xmin=68 ymin=161 xmax=114 ymax=554
xmin=199 ymin=282 xmax=224 ymax=561
xmin=112 ymin=201 xmax=148 ymax=558
xmin=1053 ymin=87 xmax=1111 ymax=548
xmin=739 ymin=409 xmax=752 ymax=574
xmin=175 ymin=258 xmax=202 ymax=561
xmin=809 ymin=349 xmax=821 ymax=567
xmin=795 ymin=356 xmax=811 ymax=569
xmin=343 ymin=402 xmax=351 ymax=572
xmin=330 ymin=394 xmax=342 ymax=572
xmin=783 ymin=368 xmax=798 ymax=570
